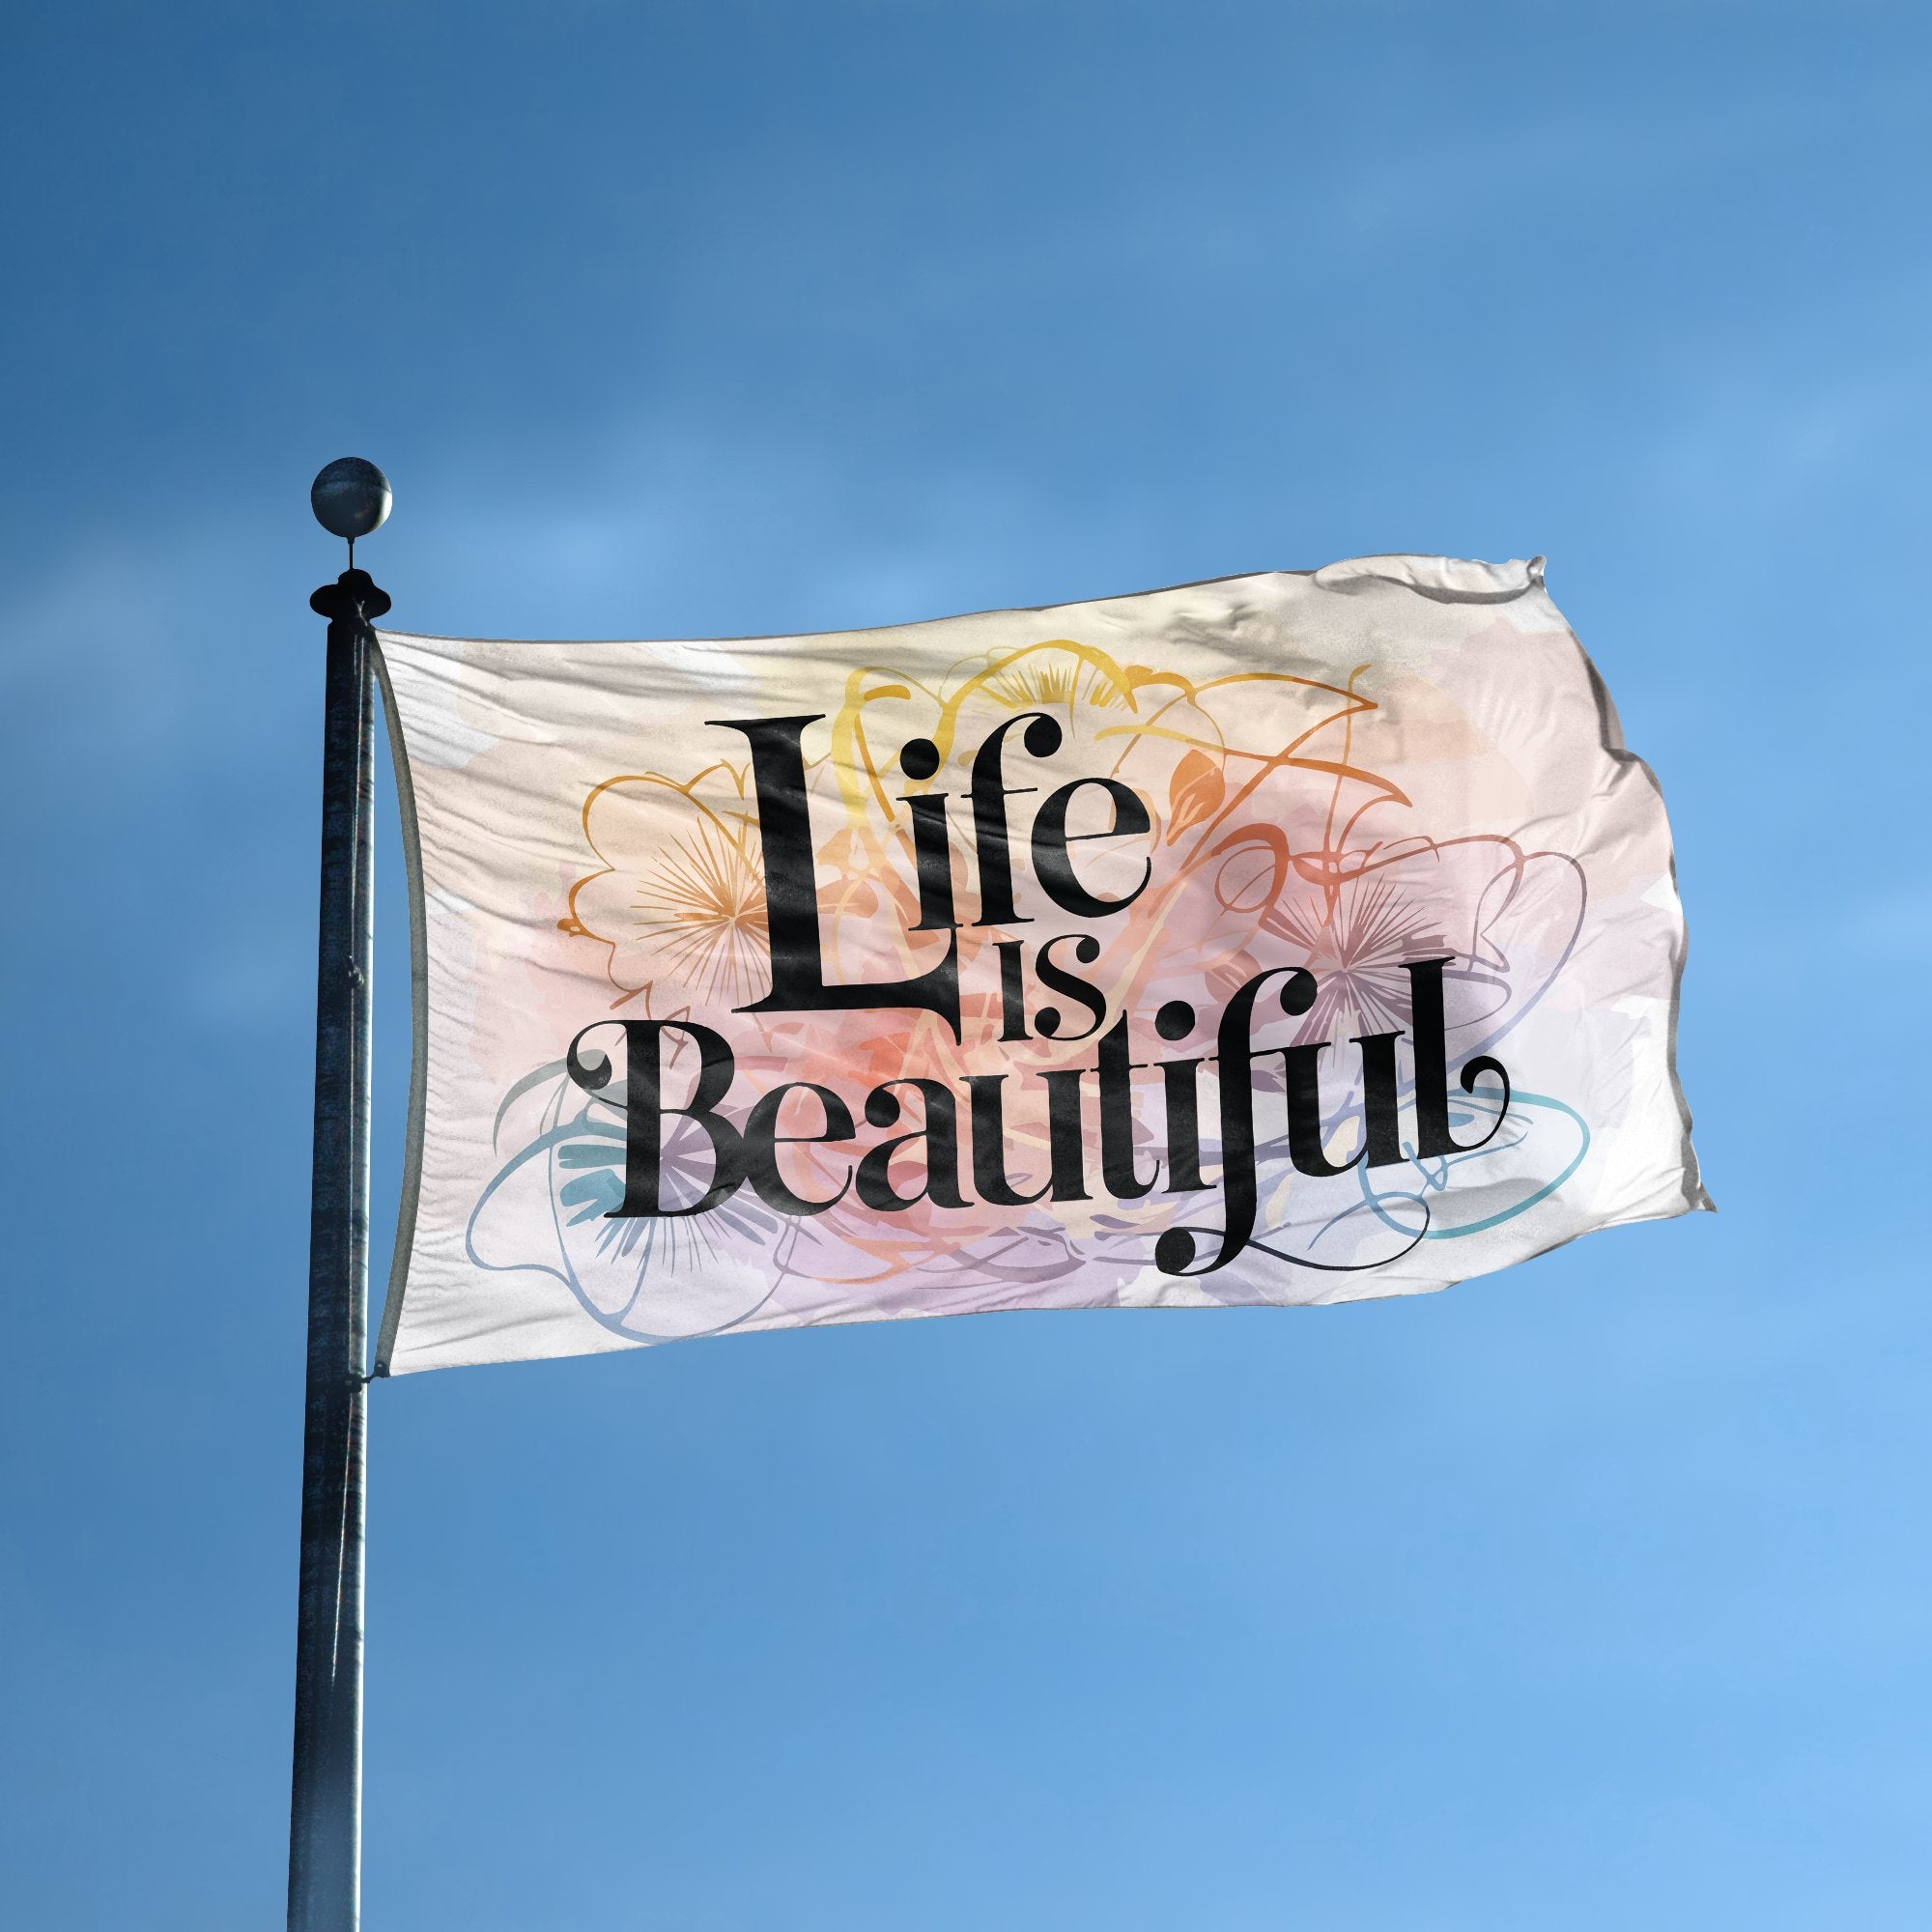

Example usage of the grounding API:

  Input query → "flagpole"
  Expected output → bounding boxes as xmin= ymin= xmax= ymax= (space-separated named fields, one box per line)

xmin=290 ymin=461 xmax=391 ymax=1932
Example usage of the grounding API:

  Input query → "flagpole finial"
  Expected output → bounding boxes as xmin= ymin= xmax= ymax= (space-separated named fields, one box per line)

xmin=311 ymin=456 xmax=392 ymax=568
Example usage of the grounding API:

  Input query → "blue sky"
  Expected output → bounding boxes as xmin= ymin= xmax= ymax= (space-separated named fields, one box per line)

xmin=3 ymin=3 xmax=1930 ymax=1926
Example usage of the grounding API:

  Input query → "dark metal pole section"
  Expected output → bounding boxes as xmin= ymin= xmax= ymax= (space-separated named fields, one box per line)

xmin=291 ymin=461 xmax=391 ymax=1932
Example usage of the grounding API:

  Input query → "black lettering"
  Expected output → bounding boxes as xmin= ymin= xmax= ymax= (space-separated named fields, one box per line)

xmin=567 ymin=1019 xmax=743 ymax=1218
xmin=1280 ymin=1042 xmax=1364 ymax=1179
xmin=856 ymin=1079 xmax=969 ymax=1211
xmin=963 ymin=1072 xmax=1051 ymax=1206
xmin=1094 ymin=1015 xmax=1159 ymax=1200
xmin=969 ymin=712 xmax=1061 ymax=927
xmin=1353 ymin=1031 xmax=1406 ymax=1168
xmin=742 ymin=1081 xmax=855 ymax=1216
xmin=710 ymin=714 xmax=961 ymax=1037
xmin=1033 ymin=932 xmax=1108 ymax=1042
xmin=1154 ymin=966 xmax=1312 ymax=1275
xmin=1031 ymin=777 xmax=1151 ymax=919
xmin=1041 ymin=1067 xmax=1092 ymax=1201
xmin=1405 ymin=956 xmax=1511 ymax=1156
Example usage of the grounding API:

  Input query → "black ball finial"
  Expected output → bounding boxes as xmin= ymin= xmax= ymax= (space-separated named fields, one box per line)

xmin=310 ymin=457 xmax=392 ymax=541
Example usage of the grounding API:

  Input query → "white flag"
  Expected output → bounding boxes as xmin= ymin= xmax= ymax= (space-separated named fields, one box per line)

xmin=372 ymin=555 xmax=1707 ymax=1376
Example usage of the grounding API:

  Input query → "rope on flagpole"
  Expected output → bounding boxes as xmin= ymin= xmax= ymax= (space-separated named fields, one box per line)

xmin=290 ymin=459 xmax=390 ymax=1932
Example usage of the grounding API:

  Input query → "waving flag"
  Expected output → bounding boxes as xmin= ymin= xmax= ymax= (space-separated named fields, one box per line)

xmin=370 ymin=554 xmax=1707 ymax=1375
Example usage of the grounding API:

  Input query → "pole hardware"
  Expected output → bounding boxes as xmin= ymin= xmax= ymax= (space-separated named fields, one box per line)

xmin=289 ymin=460 xmax=390 ymax=1932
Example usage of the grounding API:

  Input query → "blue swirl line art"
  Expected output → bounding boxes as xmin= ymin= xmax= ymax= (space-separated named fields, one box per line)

xmin=1352 ymin=1088 xmax=1590 ymax=1242
xmin=467 ymin=1067 xmax=783 ymax=1346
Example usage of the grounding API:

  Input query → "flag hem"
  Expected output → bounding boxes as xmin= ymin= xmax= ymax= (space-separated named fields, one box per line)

xmin=365 ymin=555 xmax=1547 ymax=653
xmin=370 ymin=638 xmax=431 ymax=1377
xmin=1569 ymin=631 xmax=1715 ymax=1220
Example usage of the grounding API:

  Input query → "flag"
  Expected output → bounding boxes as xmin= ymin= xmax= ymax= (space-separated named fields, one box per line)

xmin=371 ymin=554 xmax=1707 ymax=1375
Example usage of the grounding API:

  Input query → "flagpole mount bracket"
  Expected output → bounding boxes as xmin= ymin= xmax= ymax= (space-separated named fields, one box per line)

xmin=311 ymin=571 xmax=391 ymax=624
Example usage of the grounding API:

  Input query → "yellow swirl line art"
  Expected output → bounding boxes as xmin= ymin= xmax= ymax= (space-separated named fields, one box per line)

xmin=831 ymin=670 xmax=917 ymax=822
xmin=926 ymin=640 xmax=1143 ymax=748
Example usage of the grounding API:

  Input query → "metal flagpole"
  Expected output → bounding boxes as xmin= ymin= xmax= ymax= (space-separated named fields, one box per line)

xmin=290 ymin=459 xmax=392 ymax=1932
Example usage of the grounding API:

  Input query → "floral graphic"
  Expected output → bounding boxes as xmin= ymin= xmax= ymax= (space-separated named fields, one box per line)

xmin=561 ymin=764 xmax=769 ymax=1007
xmin=467 ymin=637 xmax=1590 ymax=1343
